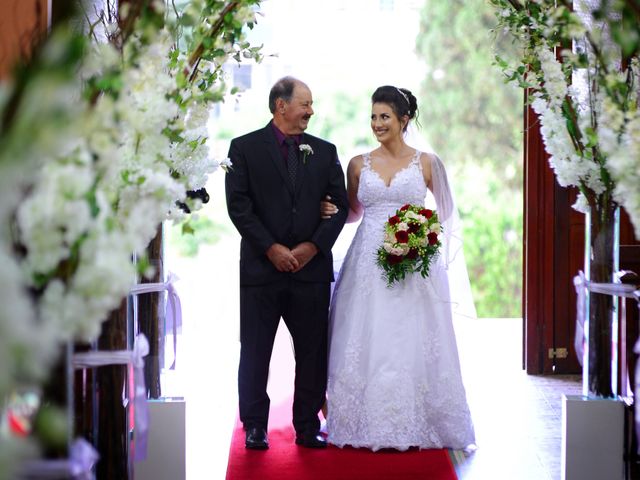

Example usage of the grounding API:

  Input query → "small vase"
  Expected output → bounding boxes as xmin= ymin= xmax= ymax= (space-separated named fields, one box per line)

xmin=583 ymin=201 xmax=620 ymax=398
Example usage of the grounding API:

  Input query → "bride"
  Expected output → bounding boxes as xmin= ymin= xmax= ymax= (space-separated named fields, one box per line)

xmin=322 ymin=85 xmax=476 ymax=451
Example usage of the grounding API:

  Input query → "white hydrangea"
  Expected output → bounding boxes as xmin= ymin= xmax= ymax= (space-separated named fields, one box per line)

xmin=537 ymin=47 xmax=567 ymax=107
xmin=604 ymin=110 xmax=640 ymax=238
xmin=17 ymin=158 xmax=95 ymax=275
xmin=572 ymin=192 xmax=590 ymax=214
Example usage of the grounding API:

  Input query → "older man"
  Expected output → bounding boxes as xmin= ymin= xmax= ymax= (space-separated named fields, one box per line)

xmin=225 ymin=76 xmax=348 ymax=449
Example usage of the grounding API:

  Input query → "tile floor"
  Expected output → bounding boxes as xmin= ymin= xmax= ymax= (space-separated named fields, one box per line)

xmin=453 ymin=318 xmax=581 ymax=480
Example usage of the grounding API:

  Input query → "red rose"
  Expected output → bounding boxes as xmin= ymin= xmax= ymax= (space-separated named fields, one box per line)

xmin=428 ymin=232 xmax=438 ymax=245
xmin=406 ymin=248 xmax=419 ymax=260
xmin=388 ymin=215 xmax=401 ymax=225
xmin=400 ymin=204 xmax=411 ymax=211
xmin=420 ymin=209 xmax=433 ymax=219
xmin=408 ymin=223 xmax=420 ymax=234
xmin=395 ymin=230 xmax=409 ymax=243
xmin=387 ymin=254 xmax=403 ymax=265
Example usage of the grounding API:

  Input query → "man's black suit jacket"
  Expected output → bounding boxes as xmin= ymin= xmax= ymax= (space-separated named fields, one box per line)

xmin=225 ymin=122 xmax=349 ymax=285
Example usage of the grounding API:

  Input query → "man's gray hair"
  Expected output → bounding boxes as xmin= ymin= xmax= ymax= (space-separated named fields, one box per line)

xmin=268 ymin=76 xmax=305 ymax=113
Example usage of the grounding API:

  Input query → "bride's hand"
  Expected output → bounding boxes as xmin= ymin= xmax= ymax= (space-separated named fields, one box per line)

xmin=320 ymin=195 xmax=339 ymax=219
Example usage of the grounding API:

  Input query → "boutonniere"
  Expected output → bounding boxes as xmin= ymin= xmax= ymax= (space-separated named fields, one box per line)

xmin=219 ymin=157 xmax=233 ymax=173
xmin=299 ymin=144 xmax=314 ymax=164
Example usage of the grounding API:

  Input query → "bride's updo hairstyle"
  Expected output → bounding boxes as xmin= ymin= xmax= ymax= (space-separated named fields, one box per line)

xmin=371 ymin=85 xmax=419 ymax=132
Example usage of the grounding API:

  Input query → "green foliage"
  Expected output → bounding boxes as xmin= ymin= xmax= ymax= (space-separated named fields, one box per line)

xmin=167 ymin=0 xmax=264 ymax=110
xmin=311 ymin=90 xmax=374 ymax=153
xmin=416 ymin=0 xmax=523 ymax=317
xmin=212 ymin=88 xmax=375 ymax=158
xmin=168 ymin=215 xmax=228 ymax=257
xmin=460 ymin=170 xmax=523 ymax=317
xmin=416 ymin=0 xmax=522 ymax=186
xmin=603 ymin=0 xmax=640 ymax=59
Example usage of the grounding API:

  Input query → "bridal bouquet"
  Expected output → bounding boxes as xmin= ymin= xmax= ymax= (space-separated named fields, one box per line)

xmin=376 ymin=203 xmax=442 ymax=286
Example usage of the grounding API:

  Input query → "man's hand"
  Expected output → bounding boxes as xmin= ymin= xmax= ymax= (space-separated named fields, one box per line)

xmin=266 ymin=243 xmax=300 ymax=272
xmin=291 ymin=242 xmax=319 ymax=273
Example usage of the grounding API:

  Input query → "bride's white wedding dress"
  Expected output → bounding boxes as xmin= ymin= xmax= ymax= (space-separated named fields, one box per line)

xmin=327 ymin=150 xmax=476 ymax=451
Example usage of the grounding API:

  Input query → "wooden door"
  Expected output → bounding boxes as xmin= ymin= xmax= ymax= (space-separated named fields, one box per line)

xmin=0 ymin=0 xmax=49 ymax=79
xmin=523 ymin=90 xmax=640 ymax=375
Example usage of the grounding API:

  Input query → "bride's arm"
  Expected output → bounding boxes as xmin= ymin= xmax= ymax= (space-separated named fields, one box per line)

xmin=345 ymin=155 xmax=364 ymax=223
xmin=419 ymin=152 xmax=434 ymax=192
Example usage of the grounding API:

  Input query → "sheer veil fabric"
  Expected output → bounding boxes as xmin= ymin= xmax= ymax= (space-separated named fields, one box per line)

xmin=405 ymin=124 xmax=476 ymax=319
xmin=326 ymin=144 xmax=476 ymax=452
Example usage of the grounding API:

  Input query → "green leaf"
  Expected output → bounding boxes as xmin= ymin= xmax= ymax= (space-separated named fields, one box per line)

xmin=85 ymin=187 xmax=100 ymax=218
xmin=136 ymin=255 xmax=151 ymax=276
xmin=178 ymin=13 xmax=196 ymax=26
xmin=202 ymin=37 xmax=214 ymax=49
xmin=182 ymin=222 xmax=195 ymax=235
xmin=162 ymin=127 xmax=186 ymax=143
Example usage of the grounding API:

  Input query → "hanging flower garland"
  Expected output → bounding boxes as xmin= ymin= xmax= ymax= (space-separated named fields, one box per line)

xmin=489 ymin=0 xmax=640 ymax=236
xmin=0 ymin=1 xmax=263 ymax=475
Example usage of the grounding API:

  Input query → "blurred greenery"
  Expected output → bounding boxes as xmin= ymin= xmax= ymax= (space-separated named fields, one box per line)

xmin=211 ymin=87 xmax=376 ymax=159
xmin=415 ymin=0 xmax=523 ymax=317
xmin=169 ymin=215 xmax=228 ymax=257
xmin=311 ymin=89 xmax=375 ymax=156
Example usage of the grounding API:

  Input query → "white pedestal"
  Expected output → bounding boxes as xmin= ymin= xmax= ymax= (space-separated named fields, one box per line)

xmin=136 ymin=398 xmax=186 ymax=480
xmin=561 ymin=394 xmax=624 ymax=480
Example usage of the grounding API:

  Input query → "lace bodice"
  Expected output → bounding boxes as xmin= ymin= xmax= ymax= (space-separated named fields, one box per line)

xmin=358 ymin=150 xmax=428 ymax=224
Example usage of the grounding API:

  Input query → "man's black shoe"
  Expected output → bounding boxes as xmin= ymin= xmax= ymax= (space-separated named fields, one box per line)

xmin=295 ymin=430 xmax=327 ymax=448
xmin=245 ymin=427 xmax=269 ymax=450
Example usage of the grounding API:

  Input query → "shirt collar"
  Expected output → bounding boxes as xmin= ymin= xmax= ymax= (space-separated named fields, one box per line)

xmin=271 ymin=122 xmax=302 ymax=146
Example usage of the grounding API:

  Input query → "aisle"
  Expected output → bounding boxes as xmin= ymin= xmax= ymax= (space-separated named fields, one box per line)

xmin=167 ymin=199 xmax=572 ymax=479
xmin=224 ymin=324 xmax=457 ymax=480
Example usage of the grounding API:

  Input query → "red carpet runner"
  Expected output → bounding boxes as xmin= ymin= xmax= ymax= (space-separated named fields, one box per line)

xmin=225 ymin=421 xmax=457 ymax=480
xmin=225 ymin=323 xmax=457 ymax=479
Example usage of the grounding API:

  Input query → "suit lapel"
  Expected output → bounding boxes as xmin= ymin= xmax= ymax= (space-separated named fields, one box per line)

xmin=294 ymin=134 xmax=309 ymax=197
xmin=262 ymin=124 xmax=294 ymax=195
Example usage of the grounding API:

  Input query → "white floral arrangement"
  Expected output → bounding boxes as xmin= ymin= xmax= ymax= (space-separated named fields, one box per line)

xmin=0 ymin=0 xmax=263 ymax=470
xmin=490 ymin=0 xmax=640 ymax=237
